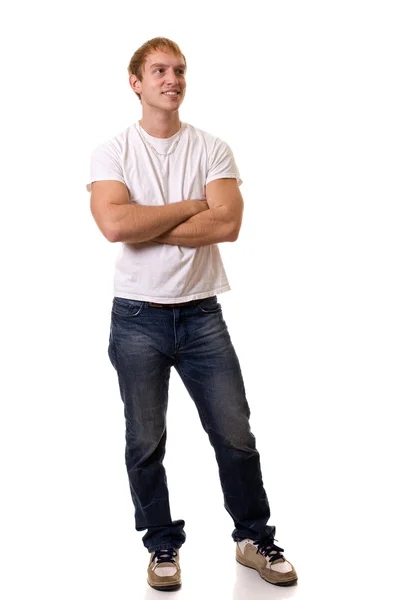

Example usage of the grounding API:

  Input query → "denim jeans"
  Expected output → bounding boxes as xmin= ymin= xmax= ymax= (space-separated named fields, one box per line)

xmin=108 ymin=295 xmax=275 ymax=552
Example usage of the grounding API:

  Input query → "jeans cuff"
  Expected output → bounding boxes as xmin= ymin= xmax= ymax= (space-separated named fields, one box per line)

xmin=147 ymin=544 xmax=182 ymax=553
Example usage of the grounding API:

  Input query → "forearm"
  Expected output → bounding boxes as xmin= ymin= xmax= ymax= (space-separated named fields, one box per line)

xmin=154 ymin=207 xmax=237 ymax=247
xmin=111 ymin=200 xmax=207 ymax=243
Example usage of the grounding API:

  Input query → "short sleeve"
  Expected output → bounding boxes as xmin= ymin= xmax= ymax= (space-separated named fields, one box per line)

xmin=206 ymin=138 xmax=243 ymax=187
xmin=86 ymin=141 xmax=126 ymax=192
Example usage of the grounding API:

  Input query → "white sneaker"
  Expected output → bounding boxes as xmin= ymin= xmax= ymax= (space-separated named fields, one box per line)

xmin=236 ymin=538 xmax=297 ymax=586
xmin=147 ymin=547 xmax=181 ymax=591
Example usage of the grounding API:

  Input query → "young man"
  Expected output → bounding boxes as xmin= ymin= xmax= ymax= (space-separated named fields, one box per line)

xmin=87 ymin=37 xmax=297 ymax=591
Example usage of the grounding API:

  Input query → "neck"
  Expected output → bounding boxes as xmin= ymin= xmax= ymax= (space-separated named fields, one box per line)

xmin=139 ymin=109 xmax=181 ymax=138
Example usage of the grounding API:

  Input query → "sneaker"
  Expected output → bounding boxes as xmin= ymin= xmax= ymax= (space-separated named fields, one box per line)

xmin=236 ymin=538 xmax=297 ymax=586
xmin=147 ymin=547 xmax=181 ymax=591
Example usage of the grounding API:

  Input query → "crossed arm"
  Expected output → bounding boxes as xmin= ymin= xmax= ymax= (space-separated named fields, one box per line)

xmin=152 ymin=178 xmax=243 ymax=246
xmin=90 ymin=178 xmax=244 ymax=247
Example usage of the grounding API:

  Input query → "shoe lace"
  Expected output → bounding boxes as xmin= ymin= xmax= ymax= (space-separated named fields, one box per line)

xmin=254 ymin=539 xmax=285 ymax=564
xmin=153 ymin=548 xmax=177 ymax=565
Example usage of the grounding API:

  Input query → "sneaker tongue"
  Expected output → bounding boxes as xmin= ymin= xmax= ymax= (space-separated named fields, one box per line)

xmin=156 ymin=549 xmax=175 ymax=563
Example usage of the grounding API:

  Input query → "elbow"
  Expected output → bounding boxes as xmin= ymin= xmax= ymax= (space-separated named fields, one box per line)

xmin=229 ymin=228 xmax=240 ymax=242
xmin=225 ymin=222 xmax=241 ymax=242
xmin=106 ymin=231 xmax=120 ymax=244
xmin=104 ymin=223 xmax=141 ymax=244
xmin=91 ymin=208 xmax=121 ymax=243
xmin=103 ymin=222 xmax=121 ymax=243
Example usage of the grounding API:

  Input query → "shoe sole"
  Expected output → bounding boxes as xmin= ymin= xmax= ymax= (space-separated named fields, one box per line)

xmin=236 ymin=554 xmax=298 ymax=587
xmin=147 ymin=581 xmax=182 ymax=591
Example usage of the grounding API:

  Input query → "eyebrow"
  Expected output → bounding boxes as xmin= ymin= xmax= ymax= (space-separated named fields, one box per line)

xmin=149 ymin=63 xmax=186 ymax=70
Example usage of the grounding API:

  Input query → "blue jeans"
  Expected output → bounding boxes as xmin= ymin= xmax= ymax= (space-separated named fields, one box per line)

xmin=108 ymin=295 xmax=275 ymax=552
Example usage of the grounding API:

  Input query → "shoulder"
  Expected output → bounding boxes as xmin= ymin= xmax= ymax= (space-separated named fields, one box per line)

xmin=91 ymin=124 xmax=135 ymax=157
xmin=184 ymin=122 xmax=218 ymax=145
xmin=184 ymin=123 xmax=233 ymax=155
xmin=87 ymin=125 xmax=133 ymax=192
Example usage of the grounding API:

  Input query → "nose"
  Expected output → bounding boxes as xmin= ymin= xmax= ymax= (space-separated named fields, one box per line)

xmin=165 ymin=67 xmax=179 ymax=85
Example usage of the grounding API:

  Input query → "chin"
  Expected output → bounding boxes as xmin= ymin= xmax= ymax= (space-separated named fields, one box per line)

xmin=161 ymin=103 xmax=182 ymax=112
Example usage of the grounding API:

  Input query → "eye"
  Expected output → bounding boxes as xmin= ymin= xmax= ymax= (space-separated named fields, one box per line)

xmin=154 ymin=67 xmax=185 ymax=76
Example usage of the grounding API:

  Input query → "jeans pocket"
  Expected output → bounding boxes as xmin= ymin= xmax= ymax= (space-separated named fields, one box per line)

xmin=112 ymin=297 xmax=144 ymax=318
xmin=197 ymin=295 xmax=221 ymax=314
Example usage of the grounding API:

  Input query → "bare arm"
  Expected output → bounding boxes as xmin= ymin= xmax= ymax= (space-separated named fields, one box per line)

xmin=90 ymin=180 xmax=209 ymax=243
xmin=152 ymin=207 xmax=233 ymax=247
xmin=153 ymin=178 xmax=244 ymax=247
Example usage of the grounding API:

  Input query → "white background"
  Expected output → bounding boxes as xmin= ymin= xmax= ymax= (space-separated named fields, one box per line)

xmin=1 ymin=1 xmax=399 ymax=598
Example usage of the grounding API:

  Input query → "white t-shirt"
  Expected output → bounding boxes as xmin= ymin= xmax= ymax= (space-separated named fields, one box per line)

xmin=87 ymin=121 xmax=243 ymax=303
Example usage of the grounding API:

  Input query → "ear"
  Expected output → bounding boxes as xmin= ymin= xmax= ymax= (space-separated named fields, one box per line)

xmin=129 ymin=74 xmax=142 ymax=96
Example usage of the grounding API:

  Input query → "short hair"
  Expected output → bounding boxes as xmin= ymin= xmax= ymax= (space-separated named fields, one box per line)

xmin=127 ymin=37 xmax=186 ymax=101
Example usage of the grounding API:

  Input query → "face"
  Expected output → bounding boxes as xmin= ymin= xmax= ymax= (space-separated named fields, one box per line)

xmin=131 ymin=50 xmax=187 ymax=112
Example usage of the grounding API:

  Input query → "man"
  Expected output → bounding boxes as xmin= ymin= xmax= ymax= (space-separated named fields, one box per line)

xmin=87 ymin=37 xmax=297 ymax=591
